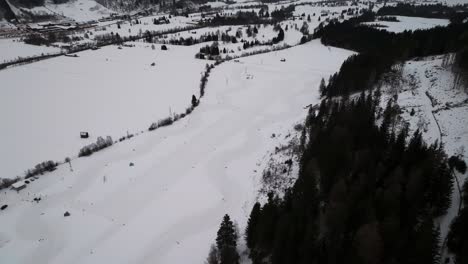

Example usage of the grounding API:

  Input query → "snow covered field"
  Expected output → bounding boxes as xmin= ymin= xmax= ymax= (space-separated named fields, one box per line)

xmin=0 ymin=42 xmax=206 ymax=178
xmin=363 ymin=16 xmax=450 ymax=33
xmin=0 ymin=40 xmax=354 ymax=264
xmin=0 ymin=38 xmax=62 ymax=63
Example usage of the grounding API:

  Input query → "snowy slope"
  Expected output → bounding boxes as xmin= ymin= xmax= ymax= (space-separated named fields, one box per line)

xmin=381 ymin=54 xmax=468 ymax=262
xmin=0 ymin=38 xmax=62 ymax=63
xmin=0 ymin=42 xmax=206 ymax=179
xmin=5 ymin=0 xmax=113 ymax=22
xmin=35 ymin=0 xmax=114 ymax=22
xmin=0 ymin=40 xmax=354 ymax=264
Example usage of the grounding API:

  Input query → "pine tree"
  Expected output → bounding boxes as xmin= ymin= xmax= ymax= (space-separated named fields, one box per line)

xmin=206 ymin=244 xmax=219 ymax=264
xmin=216 ymin=214 xmax=239 ymax=264
xmin=246 ymin=202 xmax=261 ymax=251
xmin=192 ymin=94 xmax=198 ymax=107
xmin=319 ymin=78 xmax=326 ymax=97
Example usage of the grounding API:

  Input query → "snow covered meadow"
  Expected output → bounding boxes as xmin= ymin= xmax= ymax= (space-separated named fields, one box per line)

xmin=1 ymin=0 xmax=466 ymax=263
xmin=0 ymin=42 xmax=207 ymax=179
xmin=0 ymin=38 xmax=62 ymax=63
xmin=0 ymin=40 xmax=354 ymax=264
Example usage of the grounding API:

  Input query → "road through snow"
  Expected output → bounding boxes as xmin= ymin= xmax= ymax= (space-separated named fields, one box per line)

xmin=0 ymin=40 xmax=354 ymax=264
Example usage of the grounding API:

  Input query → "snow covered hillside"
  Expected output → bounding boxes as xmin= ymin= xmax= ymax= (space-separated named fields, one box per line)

xmin=4 ymin=0 xmax=114 ymax=22
xmin=0 ymin=40 xmax=354 ymax=264
xmin=381 ymin=54 xmax=468 ymax=261
xmin=0 ymin=42 xmax=206 ymax=179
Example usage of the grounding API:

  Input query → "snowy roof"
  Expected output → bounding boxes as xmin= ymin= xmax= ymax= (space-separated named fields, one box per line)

xmin=11 ymin=180 xmax=26 ymax=189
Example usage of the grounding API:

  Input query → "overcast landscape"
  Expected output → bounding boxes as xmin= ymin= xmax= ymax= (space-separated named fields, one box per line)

xmin=0 ymin=0 xmax=468 ymax=263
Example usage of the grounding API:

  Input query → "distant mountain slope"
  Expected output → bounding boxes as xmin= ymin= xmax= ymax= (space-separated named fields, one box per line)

xmin=0 ymin=0 xmax=16 ymax=20
xmin=0 ymin=0 xmax=114 ymax=22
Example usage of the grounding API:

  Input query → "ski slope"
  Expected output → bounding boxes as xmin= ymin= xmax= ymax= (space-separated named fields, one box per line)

xmin=0 ymin=40 xmax=354 ymax=264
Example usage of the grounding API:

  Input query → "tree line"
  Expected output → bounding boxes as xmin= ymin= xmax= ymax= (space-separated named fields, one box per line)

xmin=313 ymin=12 xmax=468 ymax=97
xmin=203 ymin=6 xmax=295 ymax=27
xmin=377 ymin=3 xmax=468 ymax=23
xmin=245 ymin=93 xmax=453 ymax=264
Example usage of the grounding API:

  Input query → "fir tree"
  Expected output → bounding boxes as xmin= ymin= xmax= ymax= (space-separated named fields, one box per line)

xmin=216 ymin=214 xmax=239 ymax=264
xmin=246 ymin=202 xmax=261 ymax=251
xmin=319 ymin=78 xmax=326 ymax=97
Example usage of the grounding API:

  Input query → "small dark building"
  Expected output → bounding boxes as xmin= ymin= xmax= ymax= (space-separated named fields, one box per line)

xmin=80 ymin=132 xmax=89 ymax=138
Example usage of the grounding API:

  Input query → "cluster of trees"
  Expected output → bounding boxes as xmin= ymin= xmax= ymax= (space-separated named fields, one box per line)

xmin=377 ymin=3 xmax=468 ymax=22
xmin=200 ymin=63 xmax=216 ymax=97
xmin=246 ymin=25 xmax=259 ymax=37
xmin=95 ymin=25 xmax=200 ymax=46
xmin=242 ymin=39 xmax=269 ymax=50
xmin=0 ymin=178 xmax=17 ymax=190
xmin=455 ymin=47 xmax=468 ymax=85
xmin=149 ymin=116 xmax=174 ymax=131
xmin=245 ymin=93 xmax=453 ymax=264
xmin=224 ymin=43 xmax=291 ymax=61
xmin=323 ymin=53 xmax=393 ymax=97
xmin=207 ymin=11 xmax=266 ymax=26
xmin=207 ymin=214 xmax=240 ymax=264
xmin=15 ymin=0 xmax=45 ymax=8
xmin=78 ymin=136 xmax=113 ymax=157
xmin=314 ymin=12 xmax=468 ymax=97
xmin=270 ymin=5 xmax=295 ymax=21
xmin=377 ymin=16 xmax=399 ymax=22
xmin=198 ymin=42 xmax=221 ymax=58
xmin=153 ymin=16 xmax=170 ymax=25
xmin=94 ymin=32 xmax=123 ymax=45
xmin=205 ymin=6 xmax=294 ymax=26
xmin=162 ymin=31 xmax=238 ymax=46
xmin=23 ymin=32 xmax=79 ymax=46
xmin=25 ymin=160 xmax=57 ymax=179
xmin=272 ymin=26 xmax=284 ymax=44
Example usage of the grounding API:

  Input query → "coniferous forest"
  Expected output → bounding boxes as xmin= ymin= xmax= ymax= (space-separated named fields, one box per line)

xmin=245 ymin=93 xmax=453 ymax=264
xmin=206 ymin=9 xmax=468 ymax=264
xmin=313 ymin=12 xmax=468 ymax=97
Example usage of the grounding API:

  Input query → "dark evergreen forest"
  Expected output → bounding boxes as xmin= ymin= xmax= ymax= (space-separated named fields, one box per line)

xmin=245 ymin=93 xmax=453 ymax=264
xmin=313 ymin=12 xmax=468 ymax=97
xmin=221 ymin=8 xmax=468 ymax=264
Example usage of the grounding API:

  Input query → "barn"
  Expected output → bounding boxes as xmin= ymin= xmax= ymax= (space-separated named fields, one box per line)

xmin=11 ymin=181 xmax=26 ymax=192
xmin=80 ymin=132 xmax=89 ymax=138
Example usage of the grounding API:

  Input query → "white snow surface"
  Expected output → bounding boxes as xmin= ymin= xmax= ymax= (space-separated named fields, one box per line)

xmin=0 ymin=38 xmax=62 ymax=63
xmin=27 ymin=0 xmax=113 ymax=22
xmin=0 ymin=40 xmax=354 ymax=264
xmin=0 ymin=42 xmax=206 ymax=178
xmin=363 ymin=16 xmax=450 ymax=33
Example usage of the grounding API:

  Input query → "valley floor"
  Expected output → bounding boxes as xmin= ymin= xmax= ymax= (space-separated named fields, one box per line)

xmin=0 ymin=40 xmax=354 ymax=264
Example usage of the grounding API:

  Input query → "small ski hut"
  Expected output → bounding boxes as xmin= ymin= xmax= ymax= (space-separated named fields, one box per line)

xmin=11 ymin=181 xmax=26 ymax=192
xmin=80 ymin=132 xmax=89 ymax=138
